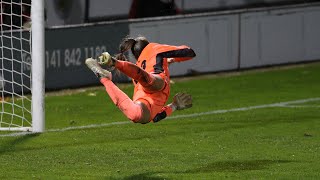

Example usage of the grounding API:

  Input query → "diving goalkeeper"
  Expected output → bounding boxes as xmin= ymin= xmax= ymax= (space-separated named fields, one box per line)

xmin=86 ymin=35 xmax=196 ymax=123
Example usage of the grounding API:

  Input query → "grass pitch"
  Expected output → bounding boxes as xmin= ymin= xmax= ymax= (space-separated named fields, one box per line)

xmin=0 ymin=62 xmax=320 ymax=179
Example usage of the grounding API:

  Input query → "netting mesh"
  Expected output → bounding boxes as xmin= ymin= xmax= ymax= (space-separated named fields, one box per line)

xmin=0 ymin=0 xmax=32 ymax=131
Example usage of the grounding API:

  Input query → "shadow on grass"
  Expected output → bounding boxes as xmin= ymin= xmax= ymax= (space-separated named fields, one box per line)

xmin=0 ymin=133 xmax=40 ymax=154
xmin=111 ymin=172 xmax=166 ymax=180
xmin=186 ymin=159 xmax=293 ymax=173
xmin=111 ymin=160 xmax=294 ymax=179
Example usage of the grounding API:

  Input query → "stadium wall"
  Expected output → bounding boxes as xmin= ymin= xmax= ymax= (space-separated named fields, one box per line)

xmin=130 ymin=3 xmax=320 ymax=76
xmin=44 ymin=22 xmax=130 ymax=90
xmin=43 ymin=2 xmax=320 ymax=90
xmin=240 ymin=6 xmax=320 ymax=68
xmin=46 ymin=0 xmax=310 ymax=25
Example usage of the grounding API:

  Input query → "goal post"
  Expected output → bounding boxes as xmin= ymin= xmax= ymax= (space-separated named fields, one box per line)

xmin=31 ymin=0 xmax=45 ymax=132
xmin=0 ymin=0 xmax=45 ymax=132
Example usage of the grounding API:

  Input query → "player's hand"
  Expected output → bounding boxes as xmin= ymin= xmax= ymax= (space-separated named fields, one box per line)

xmin=173 ymin=92 xmax=192 ymax=110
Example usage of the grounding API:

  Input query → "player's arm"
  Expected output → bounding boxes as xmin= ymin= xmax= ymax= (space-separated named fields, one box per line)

xmin=158 ymin=46 xmax=196 ymax=63
xmin=154 ymin=46 xmax=196 ymax=73
xmin=153 ymin=93 xmax=192 ymax=123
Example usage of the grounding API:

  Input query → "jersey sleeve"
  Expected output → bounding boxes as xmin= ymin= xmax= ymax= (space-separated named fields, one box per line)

xmin=165 ymin=48 xmax=196 ymax=62
xmin=153 ymin=45 xmax=196 ymax=73
xmin=157 ymin=45 xmax=196 ymax=60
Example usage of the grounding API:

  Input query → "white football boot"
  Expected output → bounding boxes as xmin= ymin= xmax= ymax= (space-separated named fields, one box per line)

xmin=85 ymin=58 xmax=112 ymax=80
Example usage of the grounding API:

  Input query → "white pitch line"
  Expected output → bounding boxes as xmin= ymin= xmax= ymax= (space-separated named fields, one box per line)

xmin=48 ymin=121 xmax=130 ymax=132
xmin=0 ymin=132 xmax=33 ymax=137
xmin=167 ymin=97 xmax=320 ymax=119
xmin=282 ymin=105 xmax=320 ymax=108
xmin=1 ymin=97 xmax=319 ymax=137
xmin=278 ymin=98 xmax=320 ymax=105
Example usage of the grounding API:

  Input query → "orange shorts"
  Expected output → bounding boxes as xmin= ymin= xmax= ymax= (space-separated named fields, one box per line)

xmin=133 ymin=73 xmax=170 ymax=122
xmin=136 ymin=98 xmax=163 ymax=122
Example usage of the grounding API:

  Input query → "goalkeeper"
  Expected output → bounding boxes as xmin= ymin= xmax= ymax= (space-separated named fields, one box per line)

xmin=86 ymin=36 xmax=196 ymax=123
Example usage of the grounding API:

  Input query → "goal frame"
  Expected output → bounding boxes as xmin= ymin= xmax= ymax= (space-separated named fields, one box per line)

xmin=0 ymin=0 xmax=44 ymax=132
xmin=31 ymin=0 xmax=45 ymax=132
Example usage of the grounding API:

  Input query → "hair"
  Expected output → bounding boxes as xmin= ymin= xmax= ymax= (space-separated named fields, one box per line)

xmin=116 ymin=35 xmax=149 ymax=60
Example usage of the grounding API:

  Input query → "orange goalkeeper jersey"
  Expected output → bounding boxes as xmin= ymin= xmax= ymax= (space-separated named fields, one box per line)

xmin=132 ymin=42 xmax=195 ymax=120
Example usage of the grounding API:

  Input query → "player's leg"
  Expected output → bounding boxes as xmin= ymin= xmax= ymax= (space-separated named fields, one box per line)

xmin=85 ymin=58 xmax=150 ymax=123
xmin=99 ymin=52 xmax=164 ymax=92
xmin=115 ymin=60 xmax=165 ymax=92
xmin=100 ymin=78 xmax=151 ymax=123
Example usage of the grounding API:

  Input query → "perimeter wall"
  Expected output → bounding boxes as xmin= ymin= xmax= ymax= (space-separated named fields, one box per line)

xmin=44 ymin=2 xmax=320 ymax=89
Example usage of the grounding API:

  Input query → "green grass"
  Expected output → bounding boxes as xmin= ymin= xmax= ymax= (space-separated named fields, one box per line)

xmin=1 ymin=63 xmax=320 ymax=179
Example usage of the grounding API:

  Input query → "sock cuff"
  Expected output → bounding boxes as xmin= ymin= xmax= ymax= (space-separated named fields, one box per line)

xmin=100 ymin=77 xmax=110 ymax=85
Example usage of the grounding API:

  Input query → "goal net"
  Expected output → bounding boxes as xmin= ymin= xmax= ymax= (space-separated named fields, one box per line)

xmin=0 ymin=0 xmax=44 ymax=132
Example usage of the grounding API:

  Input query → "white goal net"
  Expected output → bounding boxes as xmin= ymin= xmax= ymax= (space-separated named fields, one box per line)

xmin=0 ymin=0 xmax=44 ymax=132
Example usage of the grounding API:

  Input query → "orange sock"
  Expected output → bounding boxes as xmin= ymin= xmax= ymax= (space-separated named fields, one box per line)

xmin=100 ymin=78 xmax=143 ymax=122
xmin=115 ymin=60 xmax=155 ymax=87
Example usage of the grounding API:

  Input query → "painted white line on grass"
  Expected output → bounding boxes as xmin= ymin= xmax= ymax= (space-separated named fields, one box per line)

xmin=48 ymin=121 xmax=129 ymax=132
xmin=1 ymin=97 xmax=319 ymax=137
xmin=0 ymin=132 xmax=33 ymax=137
xmin=282 ymin=105 xmax=320 ymax=108
xmin=167 ymin=97 xmax=320 ymax=119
